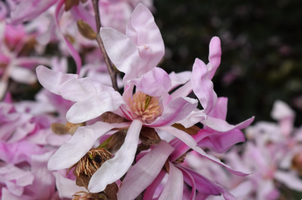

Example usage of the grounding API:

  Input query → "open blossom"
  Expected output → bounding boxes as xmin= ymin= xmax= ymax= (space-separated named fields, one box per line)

xmin=35 ymin=4 xmax=254 ymax=199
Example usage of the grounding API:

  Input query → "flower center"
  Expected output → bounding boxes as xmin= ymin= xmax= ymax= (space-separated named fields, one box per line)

xmin=129 ymin=92 xmax=161 ymax=123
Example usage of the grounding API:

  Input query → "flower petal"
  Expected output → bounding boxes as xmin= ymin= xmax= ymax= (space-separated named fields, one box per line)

xmin=129 ymin=67 xmax=172 ymax=96
xmin=191 ymin=58 xmax=217 ymax=114
xmin=53 ymin=172 xmax=87 ymax=199
xmin=100 ymin=27 xmax=141 ymax=81
xmin=126 ymin=4 xmax=164 ymax=77
xmin=66 ymin=91 xmax=124 ymax=123
xmin=36 ymin=65 xmax=78 ymax=95
xmin=208 ymin=36 xmax=221 ymax=80
xmin=47 ymin=122 xmax=118 ymax=170
xmin=158 ymin=162 xmax=183 ymax=200
xmin=150 ymin=97 xmax=198 ymax=127
xmin=88 ymin=120 xmax=143 ymax=193
xmin=117 ymin=141 xmax=174 ymax=200
xmin=160 ymin=126 xmax=249 ymax=176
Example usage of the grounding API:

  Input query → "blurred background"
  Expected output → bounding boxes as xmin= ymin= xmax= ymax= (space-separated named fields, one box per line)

xmin=153 ymin=0 xmax=302 ymax=126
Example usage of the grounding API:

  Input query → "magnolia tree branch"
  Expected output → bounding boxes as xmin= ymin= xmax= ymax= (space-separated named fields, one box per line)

xmin=92 ymin=0 xmax=119 ymax=91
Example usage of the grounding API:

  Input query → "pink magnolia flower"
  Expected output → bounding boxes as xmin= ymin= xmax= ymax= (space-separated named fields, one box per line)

xmin=36 ymin=3 xmax=252 ymax=197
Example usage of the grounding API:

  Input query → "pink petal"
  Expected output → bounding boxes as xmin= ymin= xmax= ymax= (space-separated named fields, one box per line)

xmin=208 ymin=97 xmax=228 ymax=120
xmin=55 ymin=0 xmax=82 ymax=74
xmin=48 ymin=122 xmax=119 ymax=170
xmin=100 ymin=27 xmax=141 ymax=81
xmin=160 ymin=126 xmax=249 ymax=176
xmin=144 ymin=170 xmax=166 ymax=200
xmin=150 ymin=97 xmax=197 ymax=127
xmin=208 ymin=37 xmax=222 ymax=79
xmin=169 ymin=71 xmax=192 ymax=89
xmin=36 ymin=66 xmax=78 ymax=95
xmin=129 ymin=67 xmax=172 ymax=97
xmin=29 ymin=151 xmax=56 ymax=199
xmin=178 ymin=166 xmax=196 ymax=200
xmin=117 ymin=141 xmax=174 ymax=200
xmin=88 ymin=120 xmax=143 ymax=193
xmin=191 ymin=58 xmax=217 ymax=114
xmin=7 ymin=0 xmax=57 ymax=24
xmin=158 ymin=162 xmax=183 ymax=200
xmin=202 ymin=116 xmax=254 ymax=132
xmin=126 ymin=4 xmax=164 ymax=78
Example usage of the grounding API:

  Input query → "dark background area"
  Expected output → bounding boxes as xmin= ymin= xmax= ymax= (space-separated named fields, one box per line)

xmin=153 ymin=0 xmax=302 ymax=126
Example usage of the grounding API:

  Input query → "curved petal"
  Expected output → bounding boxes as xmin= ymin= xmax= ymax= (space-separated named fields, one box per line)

xmin=202 ymin=116 xmax=254 ymax=132
xmin=150 ymin=97 xmax=198 ymax=127
xmin=66 ymin=91 xmax=124 ymax=123
xmin=117 ymin=141 xmax=174 ymax=200
xmin=100 ymin=27 xmax=141 ymax=81
xmin=129 ymin=67 xmax=172 ymax=97
xmin=88 ymin=120 xmax=143 ymax=193
xmin=160 ymin=126 xmax=250 ymax=176
xmin=158 ymin=162 xmax=183 ymax=200
xmin=53 ymin=172 xmax=87 ymax=199
xmin=126 ymin=4 xmax=164 ymax=77
xmin=144 ymin=170 xmax=166 ymax=200
xmin=178 ymin=166 xmax=196 ymax=200
xmin=36 ymin=65 xmax=78 ymax=95
xmin=192 ymin=58 xmax=217 ymax=114
xmin=197 ymin=129 xmax=245 ymax=153
xmin=55 ymin=0 xmax=82 ymax=74
xmin=47 ymin=122 xmax=117 ymax=170
xmin=169 ymin=71 xmax=192 ymax=89
xmin=208 ymin=36 xmax=221 ymax=79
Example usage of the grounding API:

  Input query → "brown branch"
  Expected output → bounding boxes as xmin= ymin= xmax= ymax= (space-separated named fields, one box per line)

xmin=92 ymin=0 xmax=119 ymax=91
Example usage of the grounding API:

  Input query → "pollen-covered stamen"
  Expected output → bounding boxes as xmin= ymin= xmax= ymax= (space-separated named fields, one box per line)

xmin=129 ymin=92 xmax=162 ymax=123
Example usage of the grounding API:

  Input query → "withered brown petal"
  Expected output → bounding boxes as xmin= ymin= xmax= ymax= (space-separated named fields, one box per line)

xmin=172 ymin=123 xmax=200 ymax=135
xmin=104 ymin=182 xmax=118 ymax=200
xmin=106 ymin=130 xmax=127 ymax=153
xmin=102 ymin=112 xmax=128 ymax=124
xmin=77 ymin=19 xmax=97 ymax=40
xmin=65 ymin=0 xmax=80 ymax=11
xmin=139 ymin=126 xmax=161 ymax=146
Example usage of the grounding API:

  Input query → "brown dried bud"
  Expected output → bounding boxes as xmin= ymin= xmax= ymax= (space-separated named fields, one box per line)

xmin=77 ymin=19 xmax=97 ymax=40
xmin=72 ymin=191 xmax=105 ymax=200
xmin=106 ymin=130 xmax=127 ymax=153
xmin=51 ymin=121 xmax=85 ymax=135
xmin=70 ymin=148 xmax=111 ymax=188
xmin=65 ymin=0 xmax=80 ymax=11
xmin=101 ymin=112 xmax=128 ymax=124
xmin=139 ymin=126 xmax=161 ymax=147
xmin=292 ymin=153 xmax=302 ymax=176
xmin=172 ymin=123 xmax=200 ymax=135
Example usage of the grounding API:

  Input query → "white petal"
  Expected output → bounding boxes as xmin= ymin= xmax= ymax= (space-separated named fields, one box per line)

xmin=53 ymin=172 xmax=87 ymax=199
xmin=117 ymin=141 xmax=174 ymax=200
xmin=10 ymin=66 xmax=36 ymax=84
xmin=47 ymin=122 xmax=116 ymax=170
xmin=88 ymin=120 xmax=143 ymax=193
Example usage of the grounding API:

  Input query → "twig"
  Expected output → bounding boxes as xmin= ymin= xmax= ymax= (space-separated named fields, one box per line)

xmin=92 ymin=0 xmax=119 ymax=91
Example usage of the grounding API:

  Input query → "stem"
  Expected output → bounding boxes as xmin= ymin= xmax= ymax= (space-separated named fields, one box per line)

xmin=92 ymin=0 xmax=119 ymax=91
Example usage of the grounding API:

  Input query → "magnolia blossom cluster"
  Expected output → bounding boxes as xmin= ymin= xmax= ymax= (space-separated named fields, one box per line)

xmin=0 ymin=1 xmax=266 ymax=200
